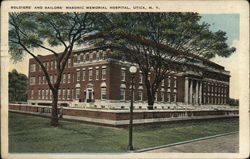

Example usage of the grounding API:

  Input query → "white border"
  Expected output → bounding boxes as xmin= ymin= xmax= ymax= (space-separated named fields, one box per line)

xmin=1 ymin=0 xmax=249 ymax=159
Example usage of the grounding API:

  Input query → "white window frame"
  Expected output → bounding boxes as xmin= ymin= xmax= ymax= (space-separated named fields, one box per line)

xmin=96 ymin=69 xmax=99 ymax=80
xmin=75 ymin=88 xmax=80 ymax=99
xmin=138 ymin=90 xmax=143 ymax=101
xmin=168 ymin=77 xmax=171 ymax=87
xmin=77 ymin=71 xmax=80 ymax=81
xmin=77 ymin=55 xmax=81 ymax=63
xmin=161 ymin=79 xmax=164 ymax=86
xmin=102 ymin=68 xmax=106 ymax=80
xmin=67 ymin=73 xmax=71 ymax=83
xmin=89 ymin=69 xmax=93 ymax=81
xmin=82 ymin=70 xmax=85 ymax=81
xmin=173 ymin=93 xmax=177 ymax=102
xmin=120 ymin=88 xmax=126 ymax=101
xmin=161 ymin=92 xmax=164 ymax=102
xmin=30 ymin=64 xmax=36 ymax=72
xmin=31 ymin=89 xmax=34 ymax=99
xmin=139 ymin=74 xmax=143 ymax=84
xmin=121 ymin=70 xmax=125 ymax=81
xmin=101 ymin=87 xmax=107 ymax=100
xmin=67 ymin=89 xmax=70 ymax=100
xmin=167 ymin=93 xmax=170 ymax=102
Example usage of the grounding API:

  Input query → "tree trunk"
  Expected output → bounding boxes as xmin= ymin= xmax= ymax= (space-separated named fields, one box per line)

xmin=147 ymin=95 xmax=155 ymax=110
xmin=50 ymin=91 xmax=59 ymax=126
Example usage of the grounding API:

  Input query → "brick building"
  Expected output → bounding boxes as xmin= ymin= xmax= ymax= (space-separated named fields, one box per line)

xmin=27 ymin=45 xmax=230 ymax=109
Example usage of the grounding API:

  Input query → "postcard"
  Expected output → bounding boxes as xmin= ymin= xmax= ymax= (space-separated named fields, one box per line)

xmin=1 ymin=0 xmax=249 ymax=159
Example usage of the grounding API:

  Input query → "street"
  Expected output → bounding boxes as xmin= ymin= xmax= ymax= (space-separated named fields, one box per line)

xmin=145 ymin=133 xmax=239 ymax=153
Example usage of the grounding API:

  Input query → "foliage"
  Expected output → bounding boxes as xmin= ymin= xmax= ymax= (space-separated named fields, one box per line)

xmin=90 ymin=12 xmax=236 ymax=108
xmin=9 ymin=113 xmax=239 ymax=152
xmin=9 ymin=69 xmax=28 ymax=102
xmin=98 ymin=12 xmax=236 ymax=59
xmin=229 ymin=98 xmax=239 ymax=106
xmin=9 ymin=12 xmax=100 ymax=126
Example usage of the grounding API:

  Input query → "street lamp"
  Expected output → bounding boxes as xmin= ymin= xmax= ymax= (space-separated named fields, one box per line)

xmin=128 ymin=65 xmax=137 ymax=151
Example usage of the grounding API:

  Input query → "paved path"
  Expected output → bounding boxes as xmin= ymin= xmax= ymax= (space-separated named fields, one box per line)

xmin=145 ymin=133 xmax=239 ymax=153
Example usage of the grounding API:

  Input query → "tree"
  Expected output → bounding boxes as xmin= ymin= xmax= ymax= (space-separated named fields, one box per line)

xmin=9 ymin=69 xmax=28 ymax=102
xmin=89 ymin=12 xmax=236 ymax=109
xmin=9 ymin=13 xmax=100 ymax=126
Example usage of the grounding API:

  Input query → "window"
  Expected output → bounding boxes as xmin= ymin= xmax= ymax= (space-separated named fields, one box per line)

xmin=89 ymin=53 xmax=93 ymax=61
xmin=43 ymin=76 xmax=45 ymax=84
xmin=173 ymin=94 xmax=177 ymax=102
xmin=44 ymin=62 xmax=47 ymax=70
xmin=54 ymin=61 xmax=57 ymax=70
xmin=103 ymin=52 xmax=107 ymax=59
xmin=50 ymin=75 xmax=53 ymax=84
xmin=50 ymin=61 xmax=53 ymax=70
xmin=167 ymin=77 xmax=171 ymax=87
xmin=67 ymin=73 xmax=71 ymax=83
xmin=38 ymin=89 xmax=41 ymax=99
xmin=42 ymin=89 xmax=45 ymax=99
xmin=50 ymin=90 xmax=52 ymax=99
xmin=83 ymin=54 xmax=86 ymax=62
xmin=82 ymin=70 xmax=85 ymax=81
xmin=62 ymin=89 xmax=66 ymax=100
xmin=121 ymin=70 xmax=125 ymax=81
xmin=30 ymin=76 xmax=36 ymax=85
xmin=63 ymin=74 xmax=66 ymax=83
xmin=58 ymin=89 xmax=61 ymax=99
xmin=30 ymin=64 xmax=36 ymax=72
xmin=102 ymin=68 xmax=106 ymax=80
xmin=167 ymin=93 xmax=170 ymax=102
xmin=71 ymin=88 xmax=74 ymax=99
xmin=101 ymin=87 xmax=107 ymax=100
xmin=161 ymin=92 xmax=164 ymax=102
xmin=174 ymin=79 xmax=177 ymax=88
xmin=68 ymin=58 xmax=71 ymax=67
xmin=31 ymin=90 xmax=34 ymax=99
xmin=75 ymin=88 xmax=80 ymax=99
xmin=155 ymin=93 xmax=158 ymax=102
xmin=161 ymin=79 xmax=164 ymax=86
xmin=67 ymin=89 xmax=70 ymax=100
xmin=120 ymin=89 xmax=125 ymax=101
xmin=77 ymin=55 xmax=80 ymax=63
xmin=138 ymin=90 xmax=143 ymax=101
xmin=86 ymin=54 xmax=89 ymax=61
xmin=96 ymin=52 xmax=99 ymax=61
xmin=77 ymin=71 xmax=80 ymax=81
xmin=46 ymin=89 xmax=49 ymax=99
xmin=139 ymin=74 xmax=143 ymax=83
xmin=96 ymin=69 xmax=99 ymax=80
xmin=89 ymin=69 xmax=93 ymax=81
xmin=54 ymin=75 xmax=57 ymax=83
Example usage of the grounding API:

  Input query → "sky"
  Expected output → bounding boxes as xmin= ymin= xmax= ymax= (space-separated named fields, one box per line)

xmin=200 ymin=14 xmax=240 ymax=99
xmin=8 ymin=14 xmax=240 ymax=99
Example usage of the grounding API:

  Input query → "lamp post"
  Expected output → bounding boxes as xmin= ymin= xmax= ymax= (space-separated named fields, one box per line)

xmin=128 ymin=66 xmax=137 ymax=151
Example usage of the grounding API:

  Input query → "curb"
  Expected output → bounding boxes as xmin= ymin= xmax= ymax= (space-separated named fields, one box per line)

xmin=133 ymin=131 xmax=239 ymax=153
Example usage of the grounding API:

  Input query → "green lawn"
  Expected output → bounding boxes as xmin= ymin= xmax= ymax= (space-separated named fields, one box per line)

xmin=9 ymin=112 xmax=239 ymax=153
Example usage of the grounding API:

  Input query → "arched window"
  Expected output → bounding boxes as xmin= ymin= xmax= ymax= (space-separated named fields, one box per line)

xmin=100 ymin=82 xmax=107 ymax=100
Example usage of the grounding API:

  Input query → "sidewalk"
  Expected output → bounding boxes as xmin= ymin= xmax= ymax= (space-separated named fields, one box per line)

xmin=144 ymin=133 xmax=239 ymax=153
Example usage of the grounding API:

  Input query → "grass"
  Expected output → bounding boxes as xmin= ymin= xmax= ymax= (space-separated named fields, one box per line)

xmin=9 ymin=112 xmax=239 ymax=153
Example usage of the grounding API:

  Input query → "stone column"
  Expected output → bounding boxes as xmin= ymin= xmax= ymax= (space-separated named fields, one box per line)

xmin=184 ymin=77 xmax=189 ymax=104
xmin=189 ymin=79 xmax=193 ymax=105
xmin=195 ymin=81 xmax=199 ymax=105
xmin=199 ymin=82 xmax=202 ymax=105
